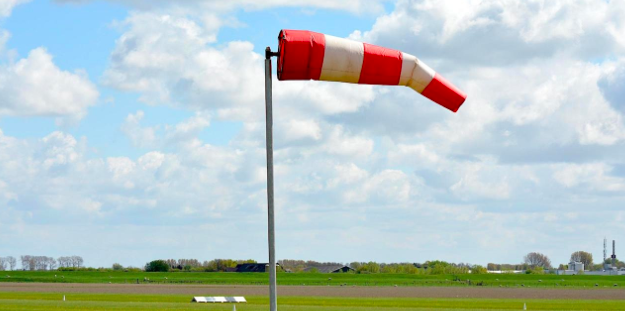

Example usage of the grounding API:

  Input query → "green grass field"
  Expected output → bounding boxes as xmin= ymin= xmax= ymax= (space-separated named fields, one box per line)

xmin=1 ymin=292 xmax=625 ymax=311
xmin=1 ymin=271 xmax=624 ymax=288
xmin=1 ymin=272 xmax=624 ymax=310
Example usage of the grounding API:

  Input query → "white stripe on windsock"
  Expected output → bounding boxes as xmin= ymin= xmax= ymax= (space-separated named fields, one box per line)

xmin=319 ymin=35 xmax=364 ymax=83
xmin=399 ymin=53 xmax=436 ymax=93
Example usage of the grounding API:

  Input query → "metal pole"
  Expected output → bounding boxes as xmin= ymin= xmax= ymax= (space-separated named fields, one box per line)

xmin=265 ymin=47 xmax=277 ymax=311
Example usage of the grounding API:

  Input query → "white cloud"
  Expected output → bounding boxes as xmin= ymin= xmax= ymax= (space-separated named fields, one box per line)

xmin=120 ymin=111 xmax=157 ymax=148
xmin=138 ymin=151 xmax=165 ymax=170
xmin=363 ymin=169 xmax=412 ymax=204
xmin=279 ymin=119 xmax=322 ymax=143
xmin=40 ymin=131 xmax=81 ymax=169
xmin=450 ymin=161 xmax=511 ymax=200
xmin=354 ymin=0 xmax=625 ymax=66
xmin=321 ymin=125 xmax=374 ymax=158
xmin=107 ymin=157 xmax=136 ymax=178
xmin=165 ymin=113 xmax=210 ymax=143
xmin=599 ymin=60 xmax=625 ymax=114
xmin=55 ymin=0 xmax=385 ymax=15
xmin=104 ymin=13 xmax=265 ymax=120
xmin=0 ymin=30 xmax=9 ymax=53
xmin=0 ymin=179 xmax=17 ymax=204
xmin=0 ymin=48 xmax=98 ymax=120
xmin=0 ymin=0 xmax=30 ymax=18
xmin=553 ymin=163 xmax=625 ymax=192
xmin=326 ymin=163 xmax=368 ymax=188
xmin=388 ymin=143 xmax=439 ymax=166
xmin=121 ymin=110 xmax=211 ymax=149
xmin=80 ymin=198 xmax=103 ymax=214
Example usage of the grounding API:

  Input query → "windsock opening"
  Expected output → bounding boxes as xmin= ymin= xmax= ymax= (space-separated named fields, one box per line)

xmin=277 ymin=30 xmax=325 ymax=80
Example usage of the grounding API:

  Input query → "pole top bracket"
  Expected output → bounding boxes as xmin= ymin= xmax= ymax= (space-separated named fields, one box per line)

xmin=266 ymin=47 xmax=279 ymax=59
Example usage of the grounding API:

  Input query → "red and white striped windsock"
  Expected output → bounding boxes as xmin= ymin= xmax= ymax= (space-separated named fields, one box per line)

xmin=277 ymin=30 xmax=467 ymax=112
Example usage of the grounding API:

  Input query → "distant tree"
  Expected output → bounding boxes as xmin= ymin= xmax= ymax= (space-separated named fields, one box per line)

xmin=165 ymin=259 xmax=178 ymax=270
xmin=349 ymin=262 xmax=362 ymax=270
xmin=6 ymin=257 xmax=16 ymax=271
xmin=18 ymin=255 xmax=57 ymax=271
xmin=379 ymin=263 xmax=419 ymax=274
xmin=178 ymin=259 xmax=201 ymax=268
xmin=0 ymin=258 xmax=6 ymax=271
xmin=357 ymin=262 xmax=380 ymax=274
xmin=57 ymin=257 xmax=68 ymax=268
xmin=524 ymin=252 xmax=552 ymax=269
xmin=145 ymin=260 xmax=170 ymax=272
xmin=570 ymin=251 xmax=593 ymax=270
xmin=70 ymin=256 xmax=84 ymax=268
xmin=20 ymin=256 xmax=35 ymax=271
xmin=471 ymin=265 xmax=488 ymax=274
xmin=112 ymin=263 xmax=124 ymax=271
xmin=525 ymin=266 xmax=545 ymax=274
xmin=558 ymin=264 xmax=566 ymax=270
xmin=58 ymin=256 xmax=82 ymax=269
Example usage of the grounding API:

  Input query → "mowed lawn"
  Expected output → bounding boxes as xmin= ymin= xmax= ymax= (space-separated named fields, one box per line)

xmin=1 ymin=292 xmax=625 ymax=311
xmin=2 ymin=271 xmax=625 ymax=288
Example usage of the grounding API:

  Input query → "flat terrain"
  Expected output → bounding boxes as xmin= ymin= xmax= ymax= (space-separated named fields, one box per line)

xmin=2 ymin=272 xmax=625 ymax=310
xmin=1 ymin=291 xmax=625 ymax=310
xmin=2 ymin=271 xmax=625 ymax=289
xmin=0 ymin=283 xmax=625 ymax=300
xmin=1 ymin=283 xmax=625 ymax=300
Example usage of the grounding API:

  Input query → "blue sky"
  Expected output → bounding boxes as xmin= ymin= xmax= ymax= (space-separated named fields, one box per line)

xmin=0 ymin=0 xmax=624 ymax=269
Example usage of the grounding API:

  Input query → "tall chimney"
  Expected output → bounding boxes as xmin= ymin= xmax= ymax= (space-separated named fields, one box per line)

xmin=612 ymin=240 xmax=617 ymax=268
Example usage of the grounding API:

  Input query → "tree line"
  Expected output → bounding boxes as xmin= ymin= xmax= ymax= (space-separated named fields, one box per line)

xmin=0 ymin=257 xmax=17 ymax=271
xmin=278 ymin=260 xmax=344 ymax=272
xmin=0 ymin=255 xmax=83 ymax=271
xmin=488 ymin=251 xmax=625 ymax=273
xmin=6 ymin=251 xmax=623 ymax=274
xmin=142 ymin=258 xmax=489 ymax=275
xmin=145 ymin=258 xmax=258 ymax=272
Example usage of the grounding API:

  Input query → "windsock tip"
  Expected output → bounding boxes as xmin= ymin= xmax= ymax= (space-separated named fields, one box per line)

xmin=421 ymin=73 xmax=467 ymax=113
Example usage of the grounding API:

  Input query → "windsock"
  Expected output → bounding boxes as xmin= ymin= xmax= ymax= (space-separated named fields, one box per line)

xmin=277 ymin=30 xmax=467 ymax=112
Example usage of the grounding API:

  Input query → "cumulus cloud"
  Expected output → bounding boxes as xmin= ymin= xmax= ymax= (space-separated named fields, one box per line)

xmin=0 ymin=0 xmax=30 ymax=18
xmin=0 ymin=1 xmax=97 ymax=122
xmin=352 ymin=0 xmax=625 ymax=67
xmin=55 ymin=0 xmax=385 ymax=14
xmin=0 ymin=30 xmax=9 ymax=53
xmin=553 ymin=163 xmax=625 ymax=192
xmin=121 ymin=110 xmax=211 ymax=149
xmin=120 ymin=111 xmax=158 ymax=148
xmin=0 ymin=48 xmax=98 ymax=120
xmin=103 ymin=13 xmax=264 ymax=118
xmin=599 ymin=61 xmax=625 ymax=114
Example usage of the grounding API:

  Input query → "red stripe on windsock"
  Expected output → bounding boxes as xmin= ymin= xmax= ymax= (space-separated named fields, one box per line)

xmin=277 ymin=30 xmax=325 ymax=80
xmin=421 ymin=73 xmax=467 ymax=113
xmin=359 ymin=43 xmax=403 ymax=85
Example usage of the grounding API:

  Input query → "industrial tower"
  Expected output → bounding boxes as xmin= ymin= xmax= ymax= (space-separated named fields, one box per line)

xmin=604 ymin=238 xmax=607 ymax=265
xmin=612 ymin=240 xmax=617 ymax=269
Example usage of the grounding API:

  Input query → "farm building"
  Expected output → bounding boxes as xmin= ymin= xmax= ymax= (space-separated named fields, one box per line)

xmin=234 ymin=263 xmax=281 ymax=272
xmin=303 ymin=265 xmax=354 ymax=273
